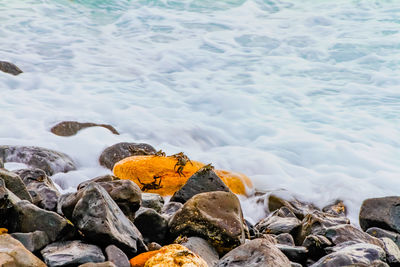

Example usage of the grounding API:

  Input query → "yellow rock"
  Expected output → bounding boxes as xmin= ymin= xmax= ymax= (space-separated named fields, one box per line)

xmin=113 ymin=155 xmax=253 ymax=196
xmin=144 ymin=244 xmax=207 ymax=267
xmin=0 ymin=228 xmax=8 ymax=235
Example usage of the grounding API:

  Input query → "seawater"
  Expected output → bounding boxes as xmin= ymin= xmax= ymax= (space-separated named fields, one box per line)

xmin=1 ymin=0 xmax=400 ymax=224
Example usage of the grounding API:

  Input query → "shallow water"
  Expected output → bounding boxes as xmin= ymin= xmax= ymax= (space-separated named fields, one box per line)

xmin=1 ymin=0 xmax=400 ymax=223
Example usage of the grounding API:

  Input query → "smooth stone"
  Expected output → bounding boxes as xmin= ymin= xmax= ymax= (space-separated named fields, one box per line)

xmin=170 ymin=165 xmax=230 ymax=204
xmin=141 ymin=192 xmax=164 ymax=213
xmin=134 ymin=207 xmax=169 ymax=245
xmin=276 ymin=233 xmax=295 ymax=246
xmin=11 ymin=230 xmax=50 ymax=252
xmin=367 ymin=227 xmax=400 ymax=248
xmin=69 ymin=183 xmax=146 ymax=257
xmin=360 ymin=196 xmax=400 ymax=233
xmin=0 ymin=145 xmax=76 ymax=175
xmin=324 ymin=224 xmax=383 ymax=248
xmin=169 ymin=191 xmax=248 ymax=255
xmin=15 ymin=168 xmax=60 ymax=211
xmin=0 ymin=61 xmax=23 ymax=75
xmin=380 ymin=237 xmax=400 ymax=266
xmin=50 ymin=121 xmax=119 ymax=136
xmin=216 ymin=238 xmax=291 ymax=267
xmin=0 ymin=234 xmax=46 ymax=266
xmin=255 ymin=209 xmax=301 ymax=235
xmin=41 ymin=240 xmax=105 ymax=267
xmin=179 ymin=236 xmax=219 ymax=267
xmin=310 ymin=242 xmax=387 ymax=267
xmin=105 ymin=245 xmax=130 ymax=267
xmin=276 ymin=244 xmax=308 ymax=264
xmin=99 ymin=142 xmax=156 ymax=170
xmin=0 ymin=169 xmax=32 ymax=201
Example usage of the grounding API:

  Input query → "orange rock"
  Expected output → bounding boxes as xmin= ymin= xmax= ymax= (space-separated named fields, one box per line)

xmin=113 ymin=155 xmax=253 ymax=196
xmin=0 ymin=228 xmax=7 ymax=235
xmin=130 ymin=251 xmax=159 ymax=267
xmin=143 ymin=244 xmax=207 ymax=267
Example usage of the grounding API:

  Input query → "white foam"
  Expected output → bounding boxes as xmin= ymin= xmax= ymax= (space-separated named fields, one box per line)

xmin=1 ymin=0 xmax=400 ymax=225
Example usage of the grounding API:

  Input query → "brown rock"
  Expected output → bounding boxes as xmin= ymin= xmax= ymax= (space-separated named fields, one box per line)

xmin=0 ymin=234 xmax=46 ymax=266
xmin=51 ymin=121 xmax=119 ymax=136
xmin=0 ymin=61 xmax=23 ymax=75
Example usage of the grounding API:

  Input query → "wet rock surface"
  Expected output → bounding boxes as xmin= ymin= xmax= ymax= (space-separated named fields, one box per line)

xmin=41 ymin=240 xmax=105 ymax=267
xmin=0 ymin=145 xmax=76 ymax=175
xmin=99 ymin=142 xmax=156 ymax=170
xmin=0 ymin=61 xmax=23 ymax=75
xmin=50 ymin=121 xmax=119 ymax=136
xmin=169 ymin=191 xmax=248 ymax=255
xmin=0 ymin=168 xmax=32 ymax=201
xmin=170 ymin=165 xmax=230 ymax=203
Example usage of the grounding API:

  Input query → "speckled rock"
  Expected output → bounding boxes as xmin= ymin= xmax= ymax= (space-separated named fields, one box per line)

xmin=217 ymin=238 xmax=291 ymax=267
xmin=41 ymin=240 xmax=105 ymax=267
xmin=0 ymin=145 xmax=76 ymax=175
xmin=0 ymin=234 xmax=46 ymax=267
xmin=134 ymin=207 xmax=169 ymax=245
xmin=179 ymin=236 xmax=219 ymax=267
xmin=360 ymin=196 xmax=400 ymax=233
xmin=170 ymin=165 xmax=230 ymax=203
xmin=11 ymin=230 xmax=50 ymax=252
xmin=0 ymin=169 xmax=32 ymax=201
xmin=99 ymin=142 xmax=156 ymax=170
xmin=169 ymin=191 xmax=248 ymax=255
xmin=50 ymin=121 xmax=119 ymax=136
xmin=105 ymin=245 xmax=130 ymax=267
xmin=0 ymin=61 xmax=23 ymax=75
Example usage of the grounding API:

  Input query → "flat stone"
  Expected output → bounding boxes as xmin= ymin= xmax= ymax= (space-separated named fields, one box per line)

xmin=179 ymin=236 xmax=219 ymax=267
xmin=99 ymin=142 xmax=156 ymax=170
xmin=0 ymin=145 xmax=76 ymax=175
xmin=51 ymin=121 xmax=119 ymax=136
xmin=105 ymin=245 xmax=130 ymax=267
xmin=0 ymin=234 xmax=46 ymax=266
xmin=11 ymin=230 xmax=50 ymax=252
xmin=216 ymin=238 xmax=291 ymax=267
xmin=0 ymin=169 xmax=32 ymax=201
xmin=41 ymin=240 xmax=105 ymax=267
xmin=0 ymin=61 xmax=23 ymax=75
xmin=170 ymin=165 xmax=231 ymax=203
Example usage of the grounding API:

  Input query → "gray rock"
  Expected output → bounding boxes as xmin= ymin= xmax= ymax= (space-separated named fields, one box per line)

xmin=268 ymin=194 xmax=319 ymax=220
xmin=79 ymin=262 xmax=116 ymax=267
xmin=360 ymin=196 xmax=400 ymax=233
xmin=310 ymin=242 xmax=387 ymax=267
xmin=15 ymin=168 xmax=60 ymax=211
xmin=0 ymin=179 xmax=20 ymax=227
xmin=290 ymin=262 xmax=302 ymax=267
xmin=105 ymin=245 xmax=130 ymax=267
xmin=255 ymin=209 xmax=301 ymax=235
xmin=0 ymin=234 xmax=46 ymax=266
xmin=134 ymin=207 xmax=169 ymax=245
xmin=302 ymin=235 xmax=332 ymax=261
xmin=70 ymin=183 xmax=146 ymax=257
xmin=161 ymin=201 xmax=183 ymax=219
xmin=217 ymin=238 xmax=291 ymax=267
xmin=276 ymin=244 xmax=308 ymax=264
xmin=324 ymin=224 xmax=383 ymax=248
xmin=322 ymin=200 xmax=347 ymax=217
xmin=99 ymin=142 xmax=156 ymax=170
xmin=276 ymin=233 xmax=295 ymax=246
xmin=0 ymin=145 xmax=76 ymax=175
xmin=11 ymin=231 xmax=50 ymax=252
xmin=0 ymin=61 xmax=23 ymax=75
xmin=367 ymin=227 xmax=400 ymax=249
xmin=41 ymin=240 xmax=105 ymax=267
xmin=50 ymin=121 xmax=119 ymax=137
xmin=169 ymin=191 xmax=248 ymax=255
xmin=0 ymin=169 xmax=32 ymax=201
xmin=380 ymin=237 xmax=400 ymax=266
xmin=77 ymin=174 xmax=119 ymax=190
xmin=142 ymin=192 xmax=164 ymax=213
xmin=57 ymin=192 xmax=73 ymax=216
xmin=170 ymin=165 xmax=231 ymax=203
xmin=179 ymin=236 xmax=219 ymax=267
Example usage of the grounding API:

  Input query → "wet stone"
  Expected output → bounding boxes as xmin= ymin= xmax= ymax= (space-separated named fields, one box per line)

xmin=0 ymin=61 xmax=23 ymax=75
xmin=105 ymin=245 xmax=130 ymax=267
xmin=134 ymin=207 xmax=169 ymax=245
xmin=50 ymin=121 xmax=119 ymax=137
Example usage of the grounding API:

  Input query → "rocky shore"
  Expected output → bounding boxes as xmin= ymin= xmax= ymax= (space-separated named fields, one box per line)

xmin=0 ymin=124 xmax=400 ymax=266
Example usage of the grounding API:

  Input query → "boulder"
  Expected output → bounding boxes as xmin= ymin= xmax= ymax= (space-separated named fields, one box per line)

xmin=0 ymin=169 xmax=32 ymax=201
xmin=380 ymin=237 xmax=400 ymax=266
xmin=169 ymin=191 xmax=248 ymax=255
xmin=11 ymin=230 xmax=50 ymax=252
xmin=276 ymin=233 xmax=295 ymax=246
xmin=142 ymin=244 xmax=208 ymax=267
xmin=99 ymin=142 xmax=156 ymax=170
xmin=15 ymin=168 xmax=60 ymax=211
xmin=69 ymin=183 xmax=146 ymax=257
xmin=216 ymin=238 xmax=291 ymax=267
xmin=50 ymin=121 xmax=119 ymax=136
xmin=134 ymin=207 xmax=169 ymax=245
xmin=360 ymin=196 xmax=400 ymax=233
xmin=141 ymin=192 xmax=164 ymax=213
xmin=367 ymin=227 xmax=400 ymax=248
xmin=170 ymin=165 xmax=230 ymax=203
xmin=41 ymin=240 xmax=105 ymax=267
xmin=0 ymin=145 xmax=76 ymax=175
xmin=255 ymin=209 xmax=301 ymax=235
xmin=0 ymin=61 xmax=23 ymax=75
xmin=0 ymin=234 xmax=46 ymax=266
xmin=324 ymin=224 xmax=383 ymax=248
xmin=105 ymin=245 xmax=130 ymax=267
xmin=310 ymin=242 xmax=387 ymax=267
xmin=179 ymin=236 xmax=220 ymax=267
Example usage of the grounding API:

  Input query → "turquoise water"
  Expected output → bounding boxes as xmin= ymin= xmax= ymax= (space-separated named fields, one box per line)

xmin=1 ymin=0 xmax=400 ymax=222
